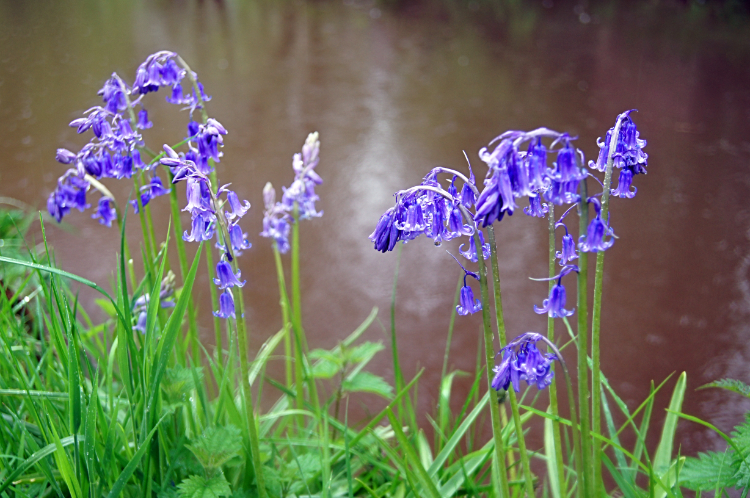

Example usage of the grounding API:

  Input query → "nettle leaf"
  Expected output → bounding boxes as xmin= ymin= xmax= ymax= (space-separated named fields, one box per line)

xmin=345 ymin=342 xmax=384 ymax=365
xmin=680 ymin=451 xmax=739 ymax=490
xmin=261 ymin=466 xmax=283 ymax=498
xmin=698 ymin=379 xmax=750 ymax=398
xmin=163 ymin=365 xmax=204 ymax=406
xmin=285 ymin=454 xmax=322 ymax=495
xmin=309 ymin=349 xmax=342 ymax=379
xmin=731 ymin=416 xmax=750 ymax=489
xmin=187 ymin=426 xmax=243 ymax=471
xmin=178 ymin=474 xmax=232 ymax=498
xmin=343 ymin=372 xmax=393 ymax=398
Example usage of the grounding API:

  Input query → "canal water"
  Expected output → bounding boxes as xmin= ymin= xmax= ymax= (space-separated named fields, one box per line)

xmin=1 ymin=0 xmax=750 ymax=459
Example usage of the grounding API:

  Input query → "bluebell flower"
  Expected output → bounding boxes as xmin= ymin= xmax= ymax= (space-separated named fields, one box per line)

xmin=47 ymin=171 xmax=90 ymax=222
xmin=260 ymin=182 xmax=292 ymax=254
xmin=182 ymin=177 xmax=212 ymax=213
xmin=132 ymin=272 xmax=177 ymax=333
xmin=525 ymin=138 xmax=549 ymax=191
xmin=578 ymin=198 xmax=615 ymax=252
xmin=555 ymin=223 xmax=578 ymax=265
xmin=56 ymin=148 xmax=77 ymax=164
xmin=448 ymin=252 xmax=482 ymax=316
xmin=458 ymin=230 xmax=490 ymax=263
xmin=611 ymin=167 xmax=637 ymax=199
xmin=213 ymin=261 xmax=245 ymax=289
xmin=183 ymin=211 xmax=216 ymax=242
xmin=195 ymin=119 xmax=227 ymax=163
xmin=92 ymin=197 xmax=117 ymax=227
xmin=137 ymin=109 xmax=153 ymax=130
xmin=491 ymin=332 xmax=557 ymax=392
xmin=227 ymin=223 xmax=252 ymax=255
xmin=534 ymin=265 xmax=579 ymax=318
xmin=98 ymin=75 xmax=127 ymax=113
xmin=226 ymin=191 xmax=251 ymax=221
xmin=370 ymin=207 xmax=402 ymax=253
xmin=131 ymin=176 xmax=171 ymax=213
xmin=544 ymin=138 xmax=585 ymax=205
xmin=213 ymin=290 xmax=236 ymax=319
xmin=474 ymin=139 xmax=518 ymax=226
xmin=524 ymin=193 xmax=548 ymax=218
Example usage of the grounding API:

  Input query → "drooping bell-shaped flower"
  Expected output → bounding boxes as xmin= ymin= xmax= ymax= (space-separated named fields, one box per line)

xmin=227 ymin=223 xmax=252 ymax=255
xmin=555 ymin=223 xmax=578 ymax=265
xmin=369 ymin=207 xmax=402 ymax=253
xmin=533 ymin=265 xmax=579 ymax=318
xmin=589 ymin=110 xmax=648 ymax=174
xmin=92 ymin=197 xmax=117 ymax=227
xmin=213 ymin=290 xmax=236 ymax=319
xmin=458 ymin=230 xmax=490 ymax=263
xmin=578 ymin=198 xmax=615 ymax=253
xmin=183 ymin=211 xmax=215 ymax=242
xmin=137 ymin=109 xmax=153 ymax=130
xmin=524 ymin=193 xmax=549 ymax=218
xmin=226 ymin=191 xmax=251 ymax=221
xmin=213 ymin=261 xmax=246 ymax=289
xmin=457 ymin=282 xmax=482 ymax=316
xmin=545 ymin=138 xmax=585 ymax=206
xmin=611 ymin=167 xmax=637 ymax=199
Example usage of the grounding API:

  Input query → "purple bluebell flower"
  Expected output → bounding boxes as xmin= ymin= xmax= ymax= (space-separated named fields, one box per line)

xmin=195 ymin=119 xmax=227 ymax=163
xmin=131 ymin=176 xmax=171 ymax=213
xmin=556 ymin=225 xmax=578 ymax=266
xmin=92 ymin=197 xmax=117 ymax=227
xmin=578 ymin=198 xmax=615 ymax=252
xmin=137 ymin=109 xmax=153 ymax=130
xmin=182 ymin=177 xmax=211 ymax=213
xmin=534 ymin=265 xmax=579 ymax=318
xmin=48 ymin=171 xmax=90 ymax=222
xmin=491 ymin=332 xmax=557 ymax=392
xmin=370 ymin=207 xmax=402 ymax=253
xmin=183 ymin=212 xmax=216 ymax=242
xmin=449 ymin=252 xmax=482 ymax=316
xmin=474 ymin=139 xmax=518 ymax=226
xmin=545 ymin=138 xmax=585 ymax=205
xmin=47 ymin=191 xmax=69 ymax=223
xmin=524 ymin=193 xmax=549 ymax=218
xmin=458 ymin=230 xmax=490 ymax=263
xmin=213 ymin=290 xmax=236 ymax=319
xmin=226 ymin=191 xmax=251 ymax=221
xmin=525 ymin=138 xmax=549 ymax=191
xmin=227 ymin=223 xmax=252 ymax=255
xmin=133 ymin=51 xmax=180 ymax=95
xmin=56 ymin=148 xmax=77 ymax=164
xmin=98 ymin=75 xmax=127 ymax=113
xmin=187 ymin=121 xmax=200 ymax=138
xmin=260 ymin=182 xmax=292 ymax=254
xmin=213 ymin=261 xmax=246 ymax=289
xmin=611 ymin=167 xmax=637 ymax=199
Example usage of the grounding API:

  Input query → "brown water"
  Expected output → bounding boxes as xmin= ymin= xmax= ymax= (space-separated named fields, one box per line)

xmin=1 ymin=0 xmax=750 ymax=459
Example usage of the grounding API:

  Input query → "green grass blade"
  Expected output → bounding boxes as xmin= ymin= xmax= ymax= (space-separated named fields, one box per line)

xmin=386 ymin=408 xmax=441 ymax=498
xmin=545 ymin=405 xmax=562 ymax=498
xmin=105 ymin=414 xmax=167 ymax=498
xmin=653 ymin=372 xmax=687 ymax=475
xmin=0 ymin=436 xmax=79 ymax=495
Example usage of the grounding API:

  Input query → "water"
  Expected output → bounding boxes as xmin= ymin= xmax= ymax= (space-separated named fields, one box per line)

xmin=1 ymin=0 xmax=750 ymax=457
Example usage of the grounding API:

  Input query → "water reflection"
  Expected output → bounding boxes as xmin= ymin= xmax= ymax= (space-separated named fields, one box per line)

xmin=1 ymin=0 xmax=749 ymax=456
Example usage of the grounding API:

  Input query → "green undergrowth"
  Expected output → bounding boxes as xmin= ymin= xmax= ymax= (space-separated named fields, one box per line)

xmin=0 ymin=206 xmax=741 ymax=498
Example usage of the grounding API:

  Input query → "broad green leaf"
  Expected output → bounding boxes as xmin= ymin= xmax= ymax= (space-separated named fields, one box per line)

xmin=178 ymin=474 xmax=232 ymax=498
xmin=342 ymin=372 xmax=393 ymax=398
xmin=309 ymin=350 xmax=342 ymax=379
xmin=679 ymin=451 xmax=738 ymax=491
xmin=187 ymin=426 xmax=243 ymax=471
xmin=346 ymin=341 xmax=385 ymax=364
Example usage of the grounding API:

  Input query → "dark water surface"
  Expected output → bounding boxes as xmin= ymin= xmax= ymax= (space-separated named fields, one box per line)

xmin=2 ymin=0 xmax=750 ymax=457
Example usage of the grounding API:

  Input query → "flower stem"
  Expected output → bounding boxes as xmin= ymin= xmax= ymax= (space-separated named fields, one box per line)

xmin=547 ymin=204 xmax=567 ymax=498
xmin=272 ymin=243 xmax=293 ymax=387
xmin=390 ymin=243 xmax=405 ymax=424
xmin=290 ymin=204 xmax=307 ymax=423
xmin=591 ymin=113 xmax=627 ymax=496
xmin=232 ymin=291 xmax=268 ymax=498
xmin=486 ymin=224 xmax=535 ymax=498
xmin=576 ymin=179 xmax=592 ymax=498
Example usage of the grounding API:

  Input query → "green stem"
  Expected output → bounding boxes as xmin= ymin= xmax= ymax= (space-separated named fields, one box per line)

xmin=577 ymin=179 xmax=592 ymax=498
xmin=486 ymin=224 xmax=535 ymax=498
xmin=547 ymin=204 xmax=567 ymax=498
xmin=272 ymin=244 xmax=292 ymax=387
xmin=591 ymin=113 xmax=626 ymax=497
xmin=290 ymin=204 xmax=306 ymax=423
xmin=441 ymin=273 xmax=463 ymax=379
xmin=133 ymin=175 xmax=156 ymax=283
xmin=389 ymin=244 xmax=405 ymax=423
xmin=205 ymin=239 xmax=221 ymax=360
xmin=232 ymin=292 xmax=268 ymax=498
xmin=166 ymin=169 xmax=201 ymax=362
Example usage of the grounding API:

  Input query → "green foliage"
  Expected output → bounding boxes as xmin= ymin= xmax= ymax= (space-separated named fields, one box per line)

xmin=188 ymin=426 xmax=243 ymax=471
xmin=178 ymin=475 xmax=233 ymax=498
xmin=698 ymin=378 xmax=750 ymax=398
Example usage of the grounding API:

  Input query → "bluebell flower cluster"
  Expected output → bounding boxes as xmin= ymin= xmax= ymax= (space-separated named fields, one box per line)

xmin=369 ymin=166 xmax=481 ymax=254
xmin=48 ymin=50 xmax=213 ymax=226
xmin=491 ymin=332 xmax=557 ymax=392
xmin=260 ymin=132 xmax=322 ymax=253
xmin=160 ymin=122 xmax=253 ymax=320
xmin=590 ymin=110 xmax=647 ymax=199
